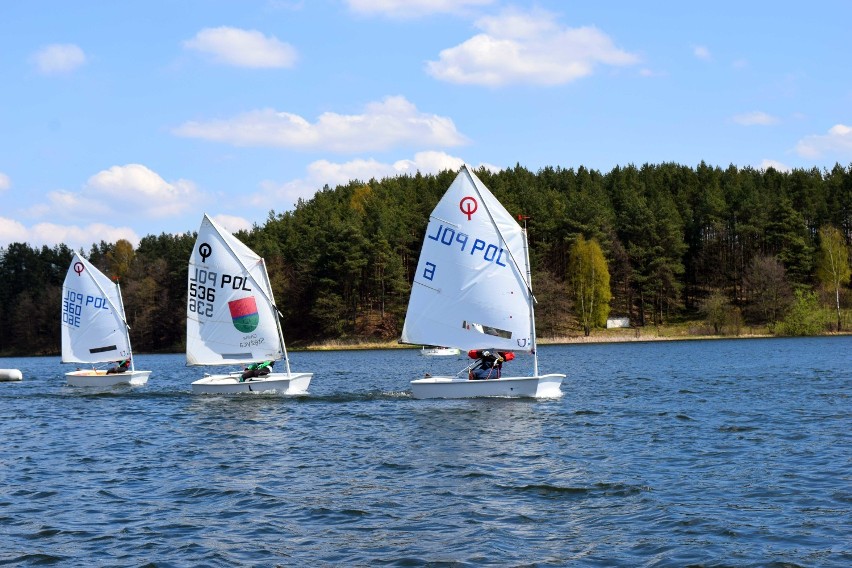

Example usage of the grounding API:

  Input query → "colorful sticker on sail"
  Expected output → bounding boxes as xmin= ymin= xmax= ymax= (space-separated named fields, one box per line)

xmin=228 ymin=296 xmax=259 ymax=333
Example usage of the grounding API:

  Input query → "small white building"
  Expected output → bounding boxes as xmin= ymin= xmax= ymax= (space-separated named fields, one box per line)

xmin=606 ymin=317 xmax=630 ymax=329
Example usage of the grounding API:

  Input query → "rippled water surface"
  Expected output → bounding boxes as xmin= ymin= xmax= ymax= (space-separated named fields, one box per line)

xmin=1 ymin=337 xmax=850 ymax=566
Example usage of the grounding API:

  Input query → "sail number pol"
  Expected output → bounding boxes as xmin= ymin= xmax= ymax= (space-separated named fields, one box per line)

xmin=62 ymin=289 xmax=108 ymax=328
xmin=189 ymin=267 xmax=252 ymax=317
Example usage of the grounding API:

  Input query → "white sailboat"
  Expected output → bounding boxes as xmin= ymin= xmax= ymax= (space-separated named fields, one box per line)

xmin=61 ymin=252 xmax=151 ymax=387
xmin=401 ymin=165 xmax=565 ymax=399
xmin=186 ymin=214 xmax=312 ymax=394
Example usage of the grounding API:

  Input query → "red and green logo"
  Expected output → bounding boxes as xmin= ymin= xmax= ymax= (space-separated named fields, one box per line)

xmin=228 ymin=296 xmax=259 ymax=333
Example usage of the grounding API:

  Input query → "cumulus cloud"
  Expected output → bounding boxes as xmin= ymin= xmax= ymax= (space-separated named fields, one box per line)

xmin=345 ymin=0 xmax=494 ymax=18
xmin=183 ymin=27 xmax=297 ymax=68
xmin=732 ymin=111 xmax=779 ymax=126
xmin=86 ymin=164 xmax=200 ymax=217
xmin=693 ymin=45 xmax=712 ymax=61
xmin=795 ymin=124 xmax=852 ymax=159
xmin=211 ymin=214 xmax=253 ymax=234
xmin=24 ymin=164 xmax=200 ymax=225
xmin=426 ymin=8 xmax=639 ymax=86
xmin=30 ymin=43 xmax=86 ymax=75
xmin=759 ymin=159 xmax=790 ymax=172
xmin=173 ymin=96 xmax=467 ymax=152
xmin=0 ymin=172 xmax=10 ymax=191
xmin=249 ymin=151 xmax=500 ymax=210
xmin=0 ymin=216 xmax=140 ymax=249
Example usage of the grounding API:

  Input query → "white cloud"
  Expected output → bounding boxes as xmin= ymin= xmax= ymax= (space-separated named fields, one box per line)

xmin=426 ymin=8 xmax=639 ymax=86
xmin=23 ymin=164 xmax=200 ymax=224
xmin=183 ymin=27 xmax=297 ymax=68
xmin=346 ymin=0 xmax=493 ymax=18
xmin=795 ymin=124 xmax=852 ymax=159
xmin=30 ymin=43 xmax=86 ymax=75
xmin=732 ymin=111 xmax=779 ymax=126
xmin=759 ymin=159 xmax=790 ymax=172
xmin=86 ymin=164 xmax=200 ymax=217
xmin=693 ymin=45 xmax=712 ymax=61
xmin=0 ymin=217 xmax=140 ymax=249
xmin=0 ymin=217 xmax=27 ymax=245
xmin=0 ymin=172 xmax=10 ymax=191
xmin=32 ymin=190 xmax=113 ymax=219
xmin=249 ymin=151 xmax=500 ymax=209
xmin=173 ymin=96 xmax=467 ymax=152
xmin=211 ymin=214 xmax=253 ymax=234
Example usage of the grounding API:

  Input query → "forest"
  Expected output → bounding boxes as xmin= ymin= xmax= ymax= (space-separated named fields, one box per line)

xmin=1 ymin=161 xmax=851 ymax=357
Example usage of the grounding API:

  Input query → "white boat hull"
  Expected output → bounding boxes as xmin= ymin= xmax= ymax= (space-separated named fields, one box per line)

xmin=0 ymin=369 xmax=23 ymax=382
xmin=191 ymin=372 xmax=312 ymax=394
xmin=65 ymin=369 xmax=151 ymax=387
xmin=420 ymin=347 xmax=461 ymax=357
xmin=410 ymin=373 xmax=565 ymax=399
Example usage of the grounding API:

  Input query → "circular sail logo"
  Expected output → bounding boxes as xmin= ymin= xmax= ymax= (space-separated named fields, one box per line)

xmin=460 ymin=196 xmax=478 ymax=220
xmin=228 ymin=296 xmax=259 ymax=333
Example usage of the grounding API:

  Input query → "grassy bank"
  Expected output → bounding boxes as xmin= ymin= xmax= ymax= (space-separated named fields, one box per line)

xmin=299 ymin=322 xmax=849 ymax=351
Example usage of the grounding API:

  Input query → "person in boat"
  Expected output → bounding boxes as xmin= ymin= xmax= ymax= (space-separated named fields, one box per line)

xmin=106 ymin=358 xmax=131 ymax=374
xmin=468 ymin=349 xmax=514 ymax=380
xmin=240 ymin=360 xmax=274 ymax=382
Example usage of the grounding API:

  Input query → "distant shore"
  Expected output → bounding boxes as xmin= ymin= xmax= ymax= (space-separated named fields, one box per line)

xmin=299 ymin=328 xmax=850 ymax=351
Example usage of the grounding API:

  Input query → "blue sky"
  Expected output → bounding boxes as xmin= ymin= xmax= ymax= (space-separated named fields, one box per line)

xmin=2 ymin=0 xmax=851 ymax=249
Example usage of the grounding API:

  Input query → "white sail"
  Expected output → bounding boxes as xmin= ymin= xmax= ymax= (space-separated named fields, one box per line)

xmin=401 ymin=165 xmax=534 ymax=352
xmin=186 ymin=214 xmax=286 ymax=366
xmin=61 ymin=252 xmax=131 ymax=364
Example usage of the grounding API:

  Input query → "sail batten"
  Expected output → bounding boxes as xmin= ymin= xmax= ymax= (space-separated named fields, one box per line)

xmin=401 ymin=165 xmax=534 ymax=353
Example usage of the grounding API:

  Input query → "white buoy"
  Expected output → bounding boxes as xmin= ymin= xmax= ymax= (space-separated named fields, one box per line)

xmin=0 ymin=369 xmax=23 ymax=381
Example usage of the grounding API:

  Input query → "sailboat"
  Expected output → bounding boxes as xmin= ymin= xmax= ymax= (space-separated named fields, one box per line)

xmin=401 ymin=165 xmax=565 ymax=399
xmin=186 ymin=214 xmax=312 ymax=394
xmin=61 ymin=252 xmax=151 ymax=387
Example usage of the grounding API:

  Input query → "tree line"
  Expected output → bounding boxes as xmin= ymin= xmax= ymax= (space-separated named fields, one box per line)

xmin=1 ymin=161 xmax=850 ymax=357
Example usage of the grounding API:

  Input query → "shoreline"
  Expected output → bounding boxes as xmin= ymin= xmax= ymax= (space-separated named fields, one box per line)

xmin=3 ymin=330 xmax=849 ymax=359
xmin=299 ymin=329 xmax=850 ymax=351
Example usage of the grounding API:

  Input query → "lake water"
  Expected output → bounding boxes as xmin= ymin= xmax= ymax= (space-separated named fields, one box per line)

xmin=0 ymin=336 xmax=849 ymax=567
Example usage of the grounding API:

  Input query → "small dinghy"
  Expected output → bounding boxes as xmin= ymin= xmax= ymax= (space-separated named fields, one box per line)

xmin=186 ymin=214 xmax=313 ymax=395
xmin=61 ymin=253 xmax=151 ymax=387
xmin=400 ymin=165 xmax=565 ymax=399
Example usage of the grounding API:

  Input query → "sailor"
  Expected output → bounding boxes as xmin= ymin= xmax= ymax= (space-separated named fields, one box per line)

xmin=467 ymin=350 xmax=514 ymax=380
xmin=240 ymin=360 xmax=274 ymax=382
xmin=106 ymin=358 xmax=131 ymax=374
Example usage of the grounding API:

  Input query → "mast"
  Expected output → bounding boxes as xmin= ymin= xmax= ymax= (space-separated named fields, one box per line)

xmin=519 ymin=215 xmax=539 ymax=377
xmin=114 ymin=278 xmax=136 ymax=372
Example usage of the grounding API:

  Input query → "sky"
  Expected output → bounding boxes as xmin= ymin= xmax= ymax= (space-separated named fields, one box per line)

xmin=2 ymin=0 xmax=851 ymax=250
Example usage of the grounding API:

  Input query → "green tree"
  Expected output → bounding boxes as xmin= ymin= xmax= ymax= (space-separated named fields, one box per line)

xmin=567 ymin=236 xmax=611 ymax=336
xmin=107 ymin=239 xmax=135 ymax=280
xmin=778 ymin=289 xmax=826 ymax=336
xmin=815 ymin=225 xmax=851 ymax=331
xmin=744 ymin=255 xmax=792 ymax=330
xmin=700 ymin=290 xmax=742 ymax=336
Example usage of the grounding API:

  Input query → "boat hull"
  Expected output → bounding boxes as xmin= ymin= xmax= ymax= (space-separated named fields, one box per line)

xmin=410 ymin=373 xmax=565 ymax=399
xmin=191 ymin=372 xmax=312 ymax=394
xmin=65 ymin=369 xmax=151 ymax=387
